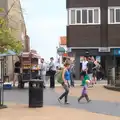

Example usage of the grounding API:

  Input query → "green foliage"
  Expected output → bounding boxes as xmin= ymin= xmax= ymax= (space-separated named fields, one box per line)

xmin=0 ymin=8 xmax=23 ymax=54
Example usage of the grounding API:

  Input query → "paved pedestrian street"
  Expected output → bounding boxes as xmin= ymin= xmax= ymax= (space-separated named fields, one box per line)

xmin=0 ymin=104 xmax=119 ymax=120
xmin=1 ymin=85 xmax=120 ymax=120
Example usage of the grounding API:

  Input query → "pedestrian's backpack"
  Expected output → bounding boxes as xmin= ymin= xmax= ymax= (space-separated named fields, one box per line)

xmin=55 ymin=70 xmax=63 ymax=84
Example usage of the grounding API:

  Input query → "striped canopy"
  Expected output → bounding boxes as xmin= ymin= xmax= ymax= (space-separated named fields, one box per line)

xmin=0 ymin=50 xmax=16 ymax=57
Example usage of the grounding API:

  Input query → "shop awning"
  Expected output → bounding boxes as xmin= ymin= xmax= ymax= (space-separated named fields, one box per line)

xmin=57 ymin=47 xmax=65 ymax=53
xmin=0 ymin=50 xmax=16 ymax=57
xmin=63 ymin=53 xmax=68 ymax=57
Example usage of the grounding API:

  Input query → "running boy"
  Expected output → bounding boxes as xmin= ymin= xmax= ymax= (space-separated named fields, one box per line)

xmin=78 ymin=79 xmax=91 ymax=103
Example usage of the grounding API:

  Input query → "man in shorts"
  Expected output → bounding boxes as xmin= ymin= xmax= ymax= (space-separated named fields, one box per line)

xmin=87 ymin=57 xmax=95 ymax=86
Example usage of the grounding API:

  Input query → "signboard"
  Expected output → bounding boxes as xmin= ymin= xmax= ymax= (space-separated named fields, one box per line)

xmin=98 ymin=47 xmax=110 ymax=52
xmin=96 ymin=56 xmax=101 ymax=62
xmin=114 ymin=49 xmax=120 ymax=56
xmin=67 ymin=47 xmax=72 ymax=52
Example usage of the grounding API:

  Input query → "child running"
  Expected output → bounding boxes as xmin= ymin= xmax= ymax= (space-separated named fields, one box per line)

xmin=78 ymin=71 xmax=91 ymax=103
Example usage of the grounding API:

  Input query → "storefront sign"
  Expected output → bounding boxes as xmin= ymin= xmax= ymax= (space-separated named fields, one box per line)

xmin=114 ymin=49 xmax=120 ymax=55
xmin=99 ymin=47 xmax=110 ymax=52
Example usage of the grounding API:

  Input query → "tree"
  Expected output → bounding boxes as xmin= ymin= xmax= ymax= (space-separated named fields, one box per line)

xmin=0 ymin=8 xmax=23 ymax=54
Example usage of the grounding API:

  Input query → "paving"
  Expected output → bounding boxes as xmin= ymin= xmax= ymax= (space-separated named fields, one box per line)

xmin=3 ymin=85 xmax=120 ymax=117
xmin=56 ymin=85 xmax=120 ymax=102
xmin=1 ymin=105 xmax=119 ymax=120
xmin=10 ymin=80 xmax=107 ymax=87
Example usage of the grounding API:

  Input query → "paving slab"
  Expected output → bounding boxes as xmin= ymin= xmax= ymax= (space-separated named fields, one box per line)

xmin=0 ymin=104 xmax=120 ymax=120
xmin=3 ymin=87 xmax=120 ymax=117
xmin=56 ymin=86 xmax=120 ymax=102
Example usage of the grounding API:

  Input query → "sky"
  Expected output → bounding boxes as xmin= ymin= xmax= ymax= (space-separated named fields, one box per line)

xmin=20 ymin=0 xmax=67 ymax=61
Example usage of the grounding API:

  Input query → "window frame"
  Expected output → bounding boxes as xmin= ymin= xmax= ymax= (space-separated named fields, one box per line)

xmin=108 ymin=7 xmax=120 ymax=24
xmin=88 ymin=9 xmax=93 ymax=23
xmin=70 ymin=9 xmax=76 ymax=24
xmin=68 ymin=7 xmax=100 ymax=25
xmin=76 ymin=10 xmax=81 ymax=23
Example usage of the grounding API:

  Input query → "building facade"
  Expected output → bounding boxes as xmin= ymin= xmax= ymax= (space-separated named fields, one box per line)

xmin=0 ymin=0 xmax=28 ymax=80
xmin=66 ymin=0 xmax=120 ymax=86
xmin=59 ymin=36 xmax=74 ymax=63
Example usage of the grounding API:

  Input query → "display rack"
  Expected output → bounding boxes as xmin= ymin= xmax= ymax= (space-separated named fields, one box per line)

xmin=18 ymin=51 xmax=40 ymax=88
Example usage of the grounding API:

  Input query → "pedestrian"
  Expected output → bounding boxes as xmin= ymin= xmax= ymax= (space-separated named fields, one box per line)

xmin=58 ymin=62 xmax=70 ymax=104
xmin=13 ymin=61 xmax=21 ymax=87
xmin=78 ymin=79 xmax=91 ymax=103
xmin=87 ymin=57 xmax=95 ymax=86
xmin=40 ymin=58 xmax=47 ymax=88
xmin=80 ymin=57 xmax=88 ymax=85
xmin=49 ymin=57 xmax=56 ymax=88
xmin=94 ymin=61 xmax=101 ymax=81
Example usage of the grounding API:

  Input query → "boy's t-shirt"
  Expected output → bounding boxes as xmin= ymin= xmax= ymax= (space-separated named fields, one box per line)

xmin=82 ymin=75 xmax=90 ymax=86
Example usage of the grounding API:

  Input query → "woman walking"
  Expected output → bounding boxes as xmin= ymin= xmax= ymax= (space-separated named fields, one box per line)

xmin=58 ymin=62 xmax=70 ymax=104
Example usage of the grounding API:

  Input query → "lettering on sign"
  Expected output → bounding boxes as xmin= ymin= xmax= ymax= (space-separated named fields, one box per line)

xmin=98 ymin=47 xmax=110 ymax=52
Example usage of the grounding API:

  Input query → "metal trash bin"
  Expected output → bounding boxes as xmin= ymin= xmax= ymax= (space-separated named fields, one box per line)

xmin=29 ymin=80 xmax=43 ymax=108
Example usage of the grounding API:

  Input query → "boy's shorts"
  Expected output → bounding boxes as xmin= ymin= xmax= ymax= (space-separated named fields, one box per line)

xmin=88 ymin=74 xmax=93 ymax=81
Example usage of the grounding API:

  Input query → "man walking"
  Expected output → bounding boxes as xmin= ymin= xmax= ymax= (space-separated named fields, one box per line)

xmin=87 ymin=57 xmax=95 ymax=86
xmin=40 ymin=58 xmax=47 ymax=88
xmin=49 ymin=57 xmax=56 ymax=88
xmin=82 ymin=57 xmax=88 ymax=72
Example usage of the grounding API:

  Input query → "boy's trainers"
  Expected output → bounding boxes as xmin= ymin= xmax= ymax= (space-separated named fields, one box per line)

xmin=58 ymin=98 xmax=62 ymax=104
xmin=64 ymin=101 xmax=70 ymax=104
xmin=87 ymin=100 xmax=91 ymax=103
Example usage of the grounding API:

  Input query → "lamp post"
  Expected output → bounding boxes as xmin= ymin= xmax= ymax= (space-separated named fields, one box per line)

xmin=57 ymin=47 xmax=66 ymax=66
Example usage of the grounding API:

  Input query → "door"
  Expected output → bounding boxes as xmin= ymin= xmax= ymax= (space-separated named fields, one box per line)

xmin=115 ymin=57 xmax=120 ymax=86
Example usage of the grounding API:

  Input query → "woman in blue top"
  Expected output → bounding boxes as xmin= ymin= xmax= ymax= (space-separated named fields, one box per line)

xmin=58 ymin=62 xmax=70 ymax=104
xmin=64 ymin=68 xmax=71 ymax=87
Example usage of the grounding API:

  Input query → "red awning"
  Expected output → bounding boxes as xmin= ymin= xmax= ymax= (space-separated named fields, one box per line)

xmin=63 ymin=53 xmax=68 ymax=57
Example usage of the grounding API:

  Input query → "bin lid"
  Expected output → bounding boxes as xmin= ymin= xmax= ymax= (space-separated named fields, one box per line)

xmin=29 ymin=79 xmax=43 ymax=82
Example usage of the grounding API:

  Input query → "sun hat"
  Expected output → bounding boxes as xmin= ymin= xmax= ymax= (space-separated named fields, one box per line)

xmin=86 ymin=80 xmax=90 ymax=83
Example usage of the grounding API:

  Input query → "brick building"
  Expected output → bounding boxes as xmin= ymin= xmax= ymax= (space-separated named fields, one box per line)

xmin=0 ymin=0 xmax=29 ymax=80
xmin=66 ymin=0 xmax=120 ymax=86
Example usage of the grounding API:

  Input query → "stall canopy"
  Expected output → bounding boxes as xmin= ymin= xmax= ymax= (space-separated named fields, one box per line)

xmin=0 ymin=50 xmax=16 ymax=57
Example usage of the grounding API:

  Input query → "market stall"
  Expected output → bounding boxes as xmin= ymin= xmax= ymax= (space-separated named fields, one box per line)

xmin=18 ymin=51 xmax=40 ymax=88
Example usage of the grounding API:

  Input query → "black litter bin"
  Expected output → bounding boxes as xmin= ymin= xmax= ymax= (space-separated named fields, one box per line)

xmin=29 ymin=80 xmax=43 ymax=108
